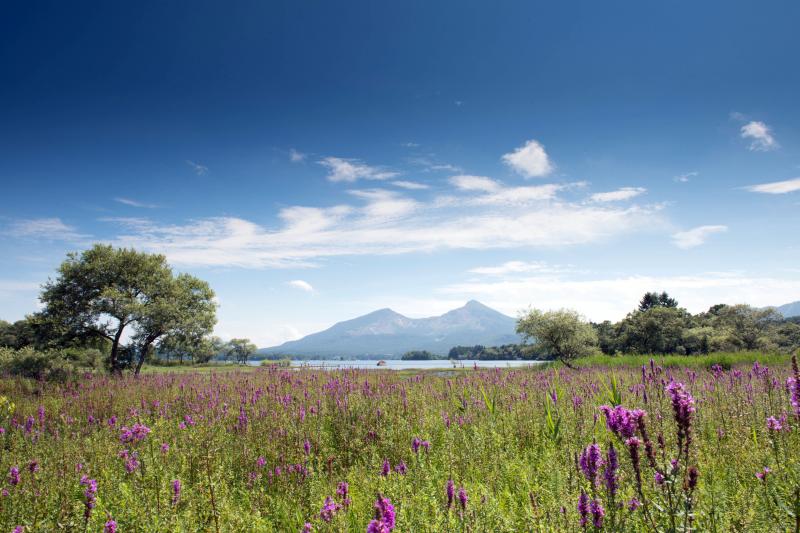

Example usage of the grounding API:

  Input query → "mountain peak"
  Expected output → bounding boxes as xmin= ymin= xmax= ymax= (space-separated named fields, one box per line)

xmin=463 ymin=299 xmax=491 ymax=310
xmin=262 ymin=300 xmax=521 ymax=356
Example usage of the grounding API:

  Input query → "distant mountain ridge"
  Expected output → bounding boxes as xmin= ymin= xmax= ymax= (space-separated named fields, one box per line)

xmin=777 ymin=300 xmax=800 ymax=318
xmin=259 ymin=300 xmax=521 ymax=358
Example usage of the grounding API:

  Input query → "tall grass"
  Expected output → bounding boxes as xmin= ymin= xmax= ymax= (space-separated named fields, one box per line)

xmin=0 ymin=356 xmax=798 ymax=531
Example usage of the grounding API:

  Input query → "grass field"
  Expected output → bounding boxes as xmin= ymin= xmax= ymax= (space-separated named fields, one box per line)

xmin=1 ymin=355 xmax=799 ymax=531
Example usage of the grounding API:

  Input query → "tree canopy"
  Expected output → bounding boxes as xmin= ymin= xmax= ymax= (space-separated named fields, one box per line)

xmin=38 ymin=244 xmax=217 ymax=374
xmin=516 ymin=308 xmax=598 ymax=367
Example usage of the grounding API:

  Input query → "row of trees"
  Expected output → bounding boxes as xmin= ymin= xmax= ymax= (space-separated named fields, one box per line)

xmin=0 ymin=245 xmax=259 ymax=377
xmin=516 ymin=292 xmax=800 ymax=367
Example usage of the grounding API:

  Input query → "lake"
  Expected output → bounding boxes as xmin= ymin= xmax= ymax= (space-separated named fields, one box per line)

xmin=249 ymin=359 xmax=546 ymax=370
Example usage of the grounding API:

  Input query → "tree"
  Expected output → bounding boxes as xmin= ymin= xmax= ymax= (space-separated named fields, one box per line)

xmin=516 ymin=309 xmax=597 ymax=368
xmin=225 ymin=338 xmax=258 ymax=365
xmin=131 ymin=273 xmax=217 ymax=375
xmin=638 ymin=291 xmax=678 ymax=312
xmin=160 ymin=335 xmax=224 ymax=364
xmin=401 ymin=350 xmax=437 ymax=360
xmin=39 ymin=245 xmax=217 ymax=374
xmin=616 ymin=307 xmax=689 ymax=354
xmin=704 ymin=304 xmax=783 ymax=351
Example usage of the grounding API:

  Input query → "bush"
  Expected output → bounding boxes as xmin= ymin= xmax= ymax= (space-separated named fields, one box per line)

xmin=0 ymin=346 xmax=100 ymax=381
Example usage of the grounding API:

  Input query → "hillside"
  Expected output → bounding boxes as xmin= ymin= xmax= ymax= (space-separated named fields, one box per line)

xmin=259 ymin=300 xmax=521 ymax=358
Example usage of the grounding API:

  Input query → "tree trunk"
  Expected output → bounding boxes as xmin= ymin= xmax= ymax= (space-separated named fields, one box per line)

xmin=110 ymin=325 xmax=125 ymax=374
xmin=134 ymin=333 xmax=160 ymax=376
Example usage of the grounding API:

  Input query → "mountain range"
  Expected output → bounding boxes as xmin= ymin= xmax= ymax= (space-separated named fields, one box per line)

xmin=777 ymin=300 xmax=800 ymax=318
xmin=259 ymin=300 xmax=521 ymax=358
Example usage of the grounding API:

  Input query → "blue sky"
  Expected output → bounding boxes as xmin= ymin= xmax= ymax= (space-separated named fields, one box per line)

xmin=2 ymin=1 xmax=800 ymax=346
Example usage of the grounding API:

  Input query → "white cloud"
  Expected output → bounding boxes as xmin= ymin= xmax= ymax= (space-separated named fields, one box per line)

xmin=348 ymin=189 xmax=419 ymax=219
xmin=6 ymin=218 xmax=87 ymax=241
xmin=287 ymin=280 xmax=314 ymax=292
xmin=186 ymin=160 xmax=209 ymax=175
xmin=438 ymin=270 xmax=800 ymax=322
xmin=449 ymin=175 xmax=501 ymax=192
xmin=469 ymin=261 xmax=553 ymax=276
xmin=745 ymin=177 xmax=800 ymax=194
xmin=501 ymin=139 xmax=554 ymax=178
xmin=391 ymin=180 xmax=430 ymax=190
xmin=590 ymin=187 xmax=646 ymax=202
xmin=108 ymin=195 xmax=663 ymax=269
xmin=401 ymin=142 xmax=420 ymax=148
xmin=741 ymin=121 xmax=778 ymax=151
xmin=671 ymin=225 xmax=727 ymax=249
xmin=115 ymin=197 xmax=159 ymax=209
xmin=673 ymin=172 xmax=698 ymax=183
xmin=319 ymin=157 xmax=399 ymax=182
xmin=289 ymin=149 xmax=306 ymax=162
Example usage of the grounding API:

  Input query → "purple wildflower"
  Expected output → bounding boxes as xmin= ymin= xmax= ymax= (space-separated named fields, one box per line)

xmin=579 ymin=443 xmax=604 ymax=487
xmin=458 ymin=487 xmax=468 ymax=510
xmin=600 ymin=405 xmax=645 ymax=439
xmin=603 ymin=443 xmax=619 ymax=497
xmin=628 ymin=498 xmax=641 ymax=511
xmin=756 ymin=467 xmax=770 ymax=482
xmin=320 ymin=496 xmax=341 ymax=522
xmin=411 ymin=437 xmax=421 ymax=454
xmin=119 ymin=423 xmax=151 ymax=444
xmin=161 ymin=443 xmax=170 ymax=454
xmin=256 ymin=456 xmax=267 ymax=468
xmin=172 ymin=479 xmax=181 ymax=505
xmin=80 ymin=476 xmax=98 ymax=518
xmin=421 ymin=440 xmax=431 ymax=452
xmin=577 ymin=490 xmax=590 ymax=527
xmin=337 ymin=481 xmax=351 ymax=506
xmin=446 ymin=479 xmax=455 ymax=508
xmin=367 ymin=495 xmax=396 ymax=533
xmin=380 ymin=458 xmax=391 ymax=477
xmin=665 ymin=381 xmax=695 ymax=454
xmin=104 ymin=519 xmax=117 ymax=533
xmin=654 ymin=472 xmax=665 ymax=485
xmin=303 ymin=439 xmax=311 ymax=456
xmin=590 ymin=499 xmax=605 ymax=528
xmin=9 ymin=467 xmax=20 ymax=486
xmin=394 ymin=461 xmax=407 ymax=475
xmin=302 ymin=523 xmax=312 ymax=533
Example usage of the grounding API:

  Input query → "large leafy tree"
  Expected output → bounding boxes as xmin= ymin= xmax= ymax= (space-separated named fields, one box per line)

xmin=516 ymin=308 xmax=597 ymax=368
xmin=39 ymin=244 xmax=217 ymax=374
xmin=616 ymin=306 xmax=690 ymax=354
xmin=225 ymin=338 xmax=258 ymax=365
xmin=638 ymin=291 xmax=678 ymax=312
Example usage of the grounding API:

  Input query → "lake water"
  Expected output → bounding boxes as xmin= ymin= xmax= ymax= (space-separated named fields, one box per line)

xmin=249 ymin=359 xmax=545 ymax=370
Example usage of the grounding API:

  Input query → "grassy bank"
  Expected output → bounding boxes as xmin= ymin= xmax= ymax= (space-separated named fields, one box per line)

xmin=574 ymin=351 xmax=790 ymax=369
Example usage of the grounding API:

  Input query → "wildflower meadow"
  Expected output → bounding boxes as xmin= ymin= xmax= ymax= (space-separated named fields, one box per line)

xmin=1 ymin=356 xmax=799 ymax=532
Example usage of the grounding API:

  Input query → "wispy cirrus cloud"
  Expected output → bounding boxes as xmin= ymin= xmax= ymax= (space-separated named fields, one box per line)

xmin=741 ymin=121 xmax=778 ymax=151
xmin=391 ymin=180 xmax=429 ymax=190
xmin=289 ymin=149 xmax=306 ymax=162
xmin=590 ymin=187 xmax=646 ymax=202
xmin=671 ymin=225 xmax=727 ymax=249
xmin=674 ymin=172 xmax=698 ymax=183
xmin=745 ymin=177 xmax=800 ymax=194
xmin=287 ymin=279 xmax=314 ymax=292
xmin=319 ymin=157 xmax=399 ymax=182
xmin=501 ymin=139 xmax=554 ymax=177
xmin=186 ymin=160 xmax=209 ymax=175
xmin=114 ymin=197 xmax=160 ymax=209
xmin=5 ymin=218 xmax=88 ymax=241
xmin=468 ymin=260 xmax=555 ymax=276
